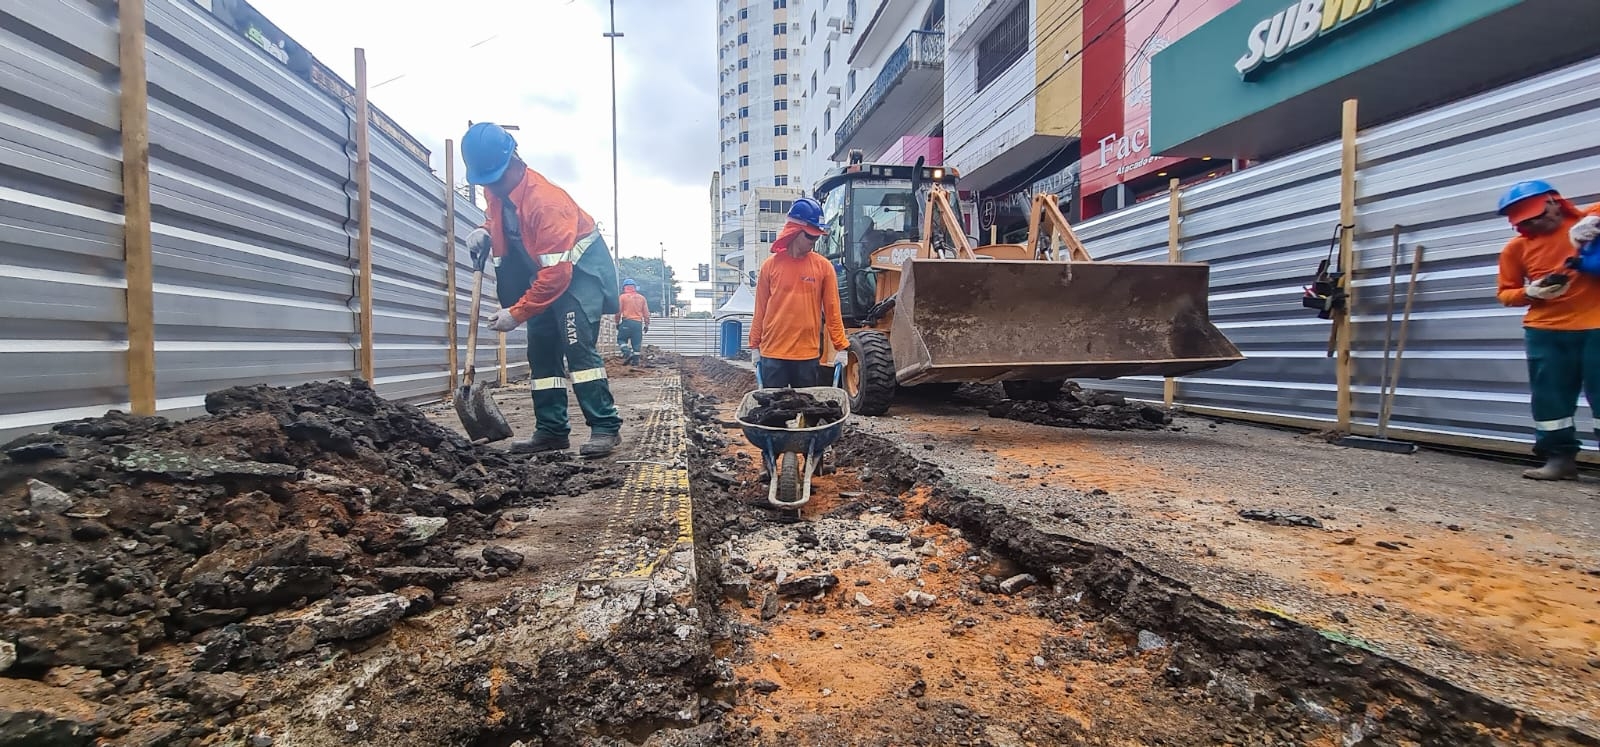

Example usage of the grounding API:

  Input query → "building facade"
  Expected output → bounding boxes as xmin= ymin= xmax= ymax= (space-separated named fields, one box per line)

xmin=716 ymin=0 xmax=806 ymax=296
xmin=795 ymin=0 xmax=949 ymax=189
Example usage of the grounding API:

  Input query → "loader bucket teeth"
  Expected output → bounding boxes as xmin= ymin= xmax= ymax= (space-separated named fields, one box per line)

xmin=887 ymin=259 xmax=1243 ymax=386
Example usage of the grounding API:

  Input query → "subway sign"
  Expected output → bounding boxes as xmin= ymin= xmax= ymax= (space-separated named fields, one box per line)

xmin=1234 ymin=0 xmax=1397 ymax=78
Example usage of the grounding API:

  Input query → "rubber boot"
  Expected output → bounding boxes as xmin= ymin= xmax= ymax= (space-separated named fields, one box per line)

xmin=509 ymin=433 xmax=570 ymax=454
xmin=1522 ymin=454 xmax=1578 ymax=481
xmin=579 ymin=431 xmax=621 ymax=459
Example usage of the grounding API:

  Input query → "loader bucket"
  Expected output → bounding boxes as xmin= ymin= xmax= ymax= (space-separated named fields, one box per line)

xmin=888 ymin=259 xmax=1242 ymax=386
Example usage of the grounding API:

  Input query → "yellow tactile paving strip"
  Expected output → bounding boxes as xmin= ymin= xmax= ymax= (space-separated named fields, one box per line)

xmin=583 ymin=375 xmax=695 ymax=584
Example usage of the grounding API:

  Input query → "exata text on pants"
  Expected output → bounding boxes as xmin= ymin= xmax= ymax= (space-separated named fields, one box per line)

xmin=1524 ymin=326 xmax=1600 ymax=457
xmin=524 ymin=273 xmax=624 ymax=438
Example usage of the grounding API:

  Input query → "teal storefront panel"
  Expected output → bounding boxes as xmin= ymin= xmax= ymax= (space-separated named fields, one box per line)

xmin=1147 ymin=0 xmax=1600 ymax=159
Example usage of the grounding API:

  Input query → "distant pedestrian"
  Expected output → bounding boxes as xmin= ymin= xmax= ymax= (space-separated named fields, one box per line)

xmin=1495 ymin=179 xmax=1600 ymax=479
xmin=749 ymin=197 xmax=850 ymax=388
xmin=462 ymin=122 xmax=622 ymax=458
xmin=617 ymin=278 xmax=649 ymax=365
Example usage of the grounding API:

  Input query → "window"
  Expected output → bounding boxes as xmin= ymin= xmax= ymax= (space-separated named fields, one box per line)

xmin=824 ymin=109 xmax=831 ymax=131
xmin=738 ymin=7 xmax=748 ymax=19
xmin=810 ymin=72 xmax=818 ymax=95
xmin=738 ymin=32 xmax=748 ymax=45
xmin=773 ymin=48 xmax=787 ymax=60
xmin=758 ymin=199 xmax=795 ymax=213
xmin=773 ymin=23 xmax=786 ymax=35
xmin=738 ymin=106 xmax=749 ymax=118
xmin=774 ymin=124 xmax=788 ymax=136
xmin=976 ymin=1 xmax=1027 ymax=92
xmin=759 ymin=230 xmax=778 ymax=242
xmin=811 ymin=129 xmax=818 ymax=151
xmin=739 ymin=131 xmax=749 ymax=143
xmin=774 ymin=100 xmax=788 ymax=111
xmin=773 ymin=0 xmax=786 ymax=7
xmin=810 ymin=12 xmax=817 ymax=36
xmin=848 ymin=0 xmax=857 ymax=24
xmin=774 ymin=175 xmax=789 ymax=186
xmin=824 ymin=43 xmax=831 ymax=70
xmin=774 ymin=150 xmax=788 ymax=162
xmin=738 ymin=81 xmax=749 ymax=94
xmin=740 ymin=179 xmax=750 ymax=190
xmin=739 ymin=155 xmax=750 ymax=166
xmin=738 ymin=57 xmax=749 ymax=70
xmin=774 ymin=73 xmax=787 ymax=85
xmin=848 ymin=70 xmax=856 ymax=94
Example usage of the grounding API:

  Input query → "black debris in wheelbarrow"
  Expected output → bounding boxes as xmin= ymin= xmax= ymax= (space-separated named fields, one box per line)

xmin=740 ymin=390 xmax=846 ymax=428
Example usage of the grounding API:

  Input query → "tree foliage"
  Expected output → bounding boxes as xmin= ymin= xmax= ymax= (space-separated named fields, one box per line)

xmin=615 ymin=256 xmax=682 ymax=315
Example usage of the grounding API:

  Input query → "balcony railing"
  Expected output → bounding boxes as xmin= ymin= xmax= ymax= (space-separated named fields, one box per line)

xmin=834 ymin=30 xmax=943 ymax=156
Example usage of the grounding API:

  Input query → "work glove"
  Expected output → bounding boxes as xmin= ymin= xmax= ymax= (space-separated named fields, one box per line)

xmin=466 ymin=228 xmax=492 ymax=269
xmin=485 ymin=308 xmax=520 ymax=332
xmin=1571 ymin=216 xmax=1600 ymax=247
xmin=1526 ymin=276 xmax=1570 ymax=301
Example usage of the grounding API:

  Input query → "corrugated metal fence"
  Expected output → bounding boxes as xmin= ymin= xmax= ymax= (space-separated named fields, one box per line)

xmin=1075 ymin=55 xmax=1600 ymax=453
xmin=0 ymin=0 xmax=514 ymax=442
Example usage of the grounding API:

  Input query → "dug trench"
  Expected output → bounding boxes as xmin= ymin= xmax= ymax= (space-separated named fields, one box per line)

xmin=679 ymin=356 xmax=1598 ymax=746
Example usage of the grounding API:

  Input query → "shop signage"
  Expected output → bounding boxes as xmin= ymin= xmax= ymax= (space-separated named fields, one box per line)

xmin=1234 ymin=0 xmax=1397 ymax=78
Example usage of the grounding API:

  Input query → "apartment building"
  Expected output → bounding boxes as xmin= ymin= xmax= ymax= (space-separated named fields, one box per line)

xmin=715 ymin=0 xmax=806 ymax=298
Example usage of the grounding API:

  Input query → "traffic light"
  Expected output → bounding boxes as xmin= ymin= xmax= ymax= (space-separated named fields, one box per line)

xmin=697 ymin=263 xmax=710 ymax=282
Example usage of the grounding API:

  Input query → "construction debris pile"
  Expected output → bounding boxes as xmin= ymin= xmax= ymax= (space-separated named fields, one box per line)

xmin=739 ymin=390 xmax=845 ymax=428
xmin=989 ymin=382 xmax=1172 ymax=431
xmin=0 ymin=380 xmax=618 ymax=745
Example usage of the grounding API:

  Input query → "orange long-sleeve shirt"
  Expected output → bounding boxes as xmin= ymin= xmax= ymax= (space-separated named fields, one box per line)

xmin=618 ymin=289 xmax=650 ymax=323
xmin=481 ymin=167 xmax=597 ymax=322
xmin=750 ymin=251 xmax=850 ymax=361
xmin=1497 ymin=202 xmax=1600 ymax=330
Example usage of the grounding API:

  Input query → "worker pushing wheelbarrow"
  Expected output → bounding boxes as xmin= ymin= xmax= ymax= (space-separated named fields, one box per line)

xmin=736 ymin=358 xmax=850 ymax=516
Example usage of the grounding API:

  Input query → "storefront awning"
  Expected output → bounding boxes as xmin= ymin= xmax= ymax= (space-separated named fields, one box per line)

xmin=1150 ymin=0 xmax=1600 ymax=160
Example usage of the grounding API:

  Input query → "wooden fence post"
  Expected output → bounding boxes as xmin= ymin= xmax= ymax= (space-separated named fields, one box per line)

xmin=354 ymin=49 xmax=375 ymax=383
xmin=1336 ymin=99 xmax=1359 ymax=430
xmin=1164 ymin=177 xmax=1181 ymax=408
xmin=120 ymin=0 xmax=156 ymax=415
xmin=497 ymin=333 xmax=508 ymax=386
xmin=444 ymin=138 xmax=459 ymax=394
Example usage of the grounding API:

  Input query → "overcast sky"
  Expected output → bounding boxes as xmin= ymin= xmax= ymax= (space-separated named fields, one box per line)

xmin=249 ymin=0 xmax=718 ymax=309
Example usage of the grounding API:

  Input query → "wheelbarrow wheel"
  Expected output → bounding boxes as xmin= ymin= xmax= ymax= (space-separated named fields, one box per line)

xmin=776 ymin=452 xmax=802 ymax=506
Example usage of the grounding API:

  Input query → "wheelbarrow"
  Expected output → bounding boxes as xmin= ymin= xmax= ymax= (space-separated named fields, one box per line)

xmin=736 ymin=384 xmax=851 ymax=513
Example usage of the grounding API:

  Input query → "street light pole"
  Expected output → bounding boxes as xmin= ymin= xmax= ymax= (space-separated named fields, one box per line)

xmin=603 ymin=0 xmax=623 ymax=259
xmin=659 ymin=241 xmax=668 ymax=317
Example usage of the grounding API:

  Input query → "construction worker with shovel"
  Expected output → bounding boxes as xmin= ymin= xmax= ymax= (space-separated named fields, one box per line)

xmin=1496 ymin=179 xmax=1600 ymax=480
xmin=463 ymin=122 xmax=622 ymax=458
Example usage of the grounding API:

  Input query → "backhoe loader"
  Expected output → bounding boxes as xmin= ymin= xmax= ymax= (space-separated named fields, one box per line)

xmin=812 ymin=157 xmax=1242 ymax=415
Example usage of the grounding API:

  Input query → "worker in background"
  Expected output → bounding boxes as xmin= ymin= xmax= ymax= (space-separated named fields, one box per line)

xmin=1495 ymin=179 xmax=1600 ymax=480
xmin=617 ymin=278 xmax=649 ymax=365
xmin=463 ymin=122 xmax=623 ymax=458
xmin=749 ymin=197 xmax=850 ymax=387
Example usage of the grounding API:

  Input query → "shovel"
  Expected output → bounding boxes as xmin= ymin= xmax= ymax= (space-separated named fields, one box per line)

xmin=454 ymin=247 xmax=513 ymax=442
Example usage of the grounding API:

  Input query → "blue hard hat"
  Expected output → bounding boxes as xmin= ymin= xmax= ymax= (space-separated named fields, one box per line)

xmin=622 ymin=278 xmax=638 ymax=287
xmin=1497 ymin=179 xmax=1558 ymax=215
xmin=786 ymin=197 xmax=826 ymax=233
xmin=461 ymin=123 xmax=517 ymax=185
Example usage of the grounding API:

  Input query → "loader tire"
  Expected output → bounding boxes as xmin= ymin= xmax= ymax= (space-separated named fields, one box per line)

xmin=846 ymin=330 xmax=896 ymax=416
xmin=1002 ymin=380 xmax=1064 ymax=402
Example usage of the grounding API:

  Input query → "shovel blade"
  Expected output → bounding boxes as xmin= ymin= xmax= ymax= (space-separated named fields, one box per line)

xmin=455 ymin=382 xmax=513 ymax=442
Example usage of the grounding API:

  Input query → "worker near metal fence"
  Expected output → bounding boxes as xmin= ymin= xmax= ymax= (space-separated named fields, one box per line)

xmin=617 ymin=278 xmax=649 ymax=366
xmin=463 ymin=122 xmax=622 ymax=458
xmin=749 ymin=197 xmax=850 ymax=388
xmin=1495 ymin=179 xmax=1600 ymax=480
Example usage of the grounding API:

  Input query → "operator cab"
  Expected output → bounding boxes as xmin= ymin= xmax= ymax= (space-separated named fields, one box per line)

xmin=812 ymin=161 xmax=962 ymax=327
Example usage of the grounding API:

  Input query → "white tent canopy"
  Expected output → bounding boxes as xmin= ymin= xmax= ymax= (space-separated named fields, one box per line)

xmin=714 ymin=283 xmax=755 ymax=319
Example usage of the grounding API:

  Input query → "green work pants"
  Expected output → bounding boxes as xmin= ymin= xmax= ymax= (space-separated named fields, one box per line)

xmin=526 ymin=273 xmax=623 ymax=439
xmin=1524 ymin=326 xmax=1600 ymax=457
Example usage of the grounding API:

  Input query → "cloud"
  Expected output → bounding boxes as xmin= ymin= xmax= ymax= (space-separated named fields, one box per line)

xmin=246 ymin=0 xmax=718 ymax=308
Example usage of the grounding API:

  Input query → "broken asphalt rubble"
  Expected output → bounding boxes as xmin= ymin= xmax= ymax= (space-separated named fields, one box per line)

xmin=0 ymin=380 xmax=621 ymax=743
